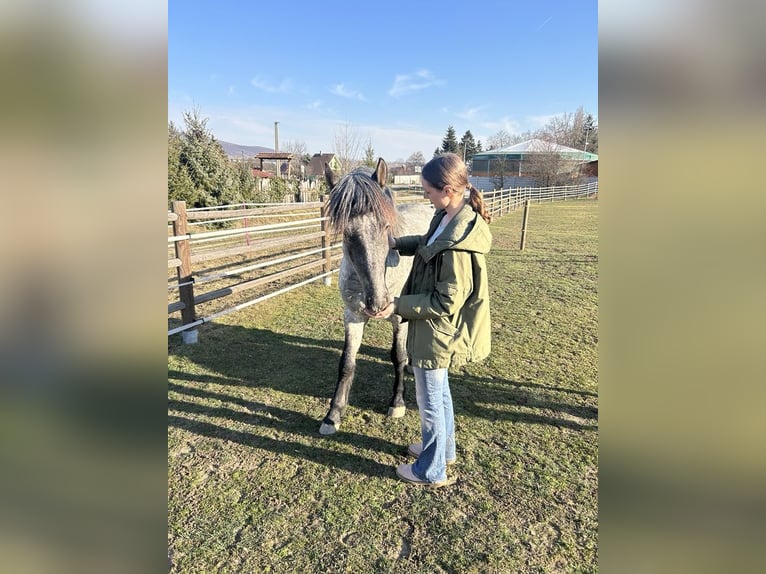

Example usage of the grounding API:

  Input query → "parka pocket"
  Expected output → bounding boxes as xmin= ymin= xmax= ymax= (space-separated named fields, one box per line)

xmin=426 ymin=316 xmax=458 ymax=356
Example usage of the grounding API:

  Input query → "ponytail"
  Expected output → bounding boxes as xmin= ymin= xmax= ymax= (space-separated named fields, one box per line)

xmin=468 ymin=185 xmax=492 ymax=224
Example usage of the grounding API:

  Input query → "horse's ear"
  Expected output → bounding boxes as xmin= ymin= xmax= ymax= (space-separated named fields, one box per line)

xmin=324 ymin=163 xmax=338 ymax=190
xmin=372 ymin=157 xmax=387 ymax=187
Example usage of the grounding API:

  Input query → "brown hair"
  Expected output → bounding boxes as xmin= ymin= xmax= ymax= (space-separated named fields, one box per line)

xmin=421 ymin=152 xmax=492 ymax=223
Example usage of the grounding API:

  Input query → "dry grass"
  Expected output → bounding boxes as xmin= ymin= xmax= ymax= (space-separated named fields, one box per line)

xmin=168 ymin=199 xmax=598 ymax=573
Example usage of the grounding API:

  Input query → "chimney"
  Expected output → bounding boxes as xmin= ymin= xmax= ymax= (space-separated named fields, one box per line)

xmin=274 ymin=121 xmax=279 ymax=152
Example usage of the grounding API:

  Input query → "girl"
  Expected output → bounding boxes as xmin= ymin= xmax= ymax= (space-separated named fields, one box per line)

xmin=365 ymin=152 xmax=492 ymax=487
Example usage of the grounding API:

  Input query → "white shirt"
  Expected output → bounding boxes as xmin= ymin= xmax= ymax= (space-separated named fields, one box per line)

xmin=426 ymin=213 xmax=453 ymax=246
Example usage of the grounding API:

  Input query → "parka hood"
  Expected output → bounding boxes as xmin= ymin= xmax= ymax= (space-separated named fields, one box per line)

xmin=418 ymin=203 xmax=492 ymax=263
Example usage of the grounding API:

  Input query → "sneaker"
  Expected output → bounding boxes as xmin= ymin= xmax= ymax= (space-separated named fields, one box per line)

xmin=407 ymin=443 xmax=456 ymax=465
xmin=395 ymin=463 xmax=456 ymax=488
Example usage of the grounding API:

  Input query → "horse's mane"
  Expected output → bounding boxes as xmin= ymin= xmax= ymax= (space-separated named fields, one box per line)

xmin=326 ymin=167 xmax=397 ymax=234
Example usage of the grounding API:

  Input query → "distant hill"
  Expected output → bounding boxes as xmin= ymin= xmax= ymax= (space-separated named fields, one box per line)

xmin=218 ymin=140 xmax=273 ymax=159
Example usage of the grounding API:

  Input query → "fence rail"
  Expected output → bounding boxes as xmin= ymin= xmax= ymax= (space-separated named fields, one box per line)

xmin=482 ymin=181 xmax=598 ymax=218
xmin=168 ymin=181 xmax=597 ymax=339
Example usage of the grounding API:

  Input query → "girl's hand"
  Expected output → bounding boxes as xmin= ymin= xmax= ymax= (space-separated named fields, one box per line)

xmin=363 ymin=301 xmax=395 ymax=319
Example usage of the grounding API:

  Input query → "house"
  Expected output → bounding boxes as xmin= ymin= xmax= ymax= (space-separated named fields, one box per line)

xmin=469 ymin=139 xmax=598 ymax=189
xmin=305 ymin=153 xmax=341 ymax=177
xmin=251 ymin=168 xmax=274 ymax=192
xmin=471 ymin=139 xmax=598 ymax=177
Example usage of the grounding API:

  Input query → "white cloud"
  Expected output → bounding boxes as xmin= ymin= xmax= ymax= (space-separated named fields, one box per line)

xmin=526 ymin=113 xmax=559 ymax=129
xmin=456 ymin=106 xmax=485 ymax=121
xmin=330 ymin=83 xmax=366 ymax=101
xmin=250 ymin=76 xmax=293 ymax=93
xmin=388 ymin=69 xmax=444 ymax=97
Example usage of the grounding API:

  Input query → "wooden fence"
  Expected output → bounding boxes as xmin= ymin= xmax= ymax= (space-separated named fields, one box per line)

xmin=482 ymin=181 xmax=598 ymax=219
xmin=168 ymin=182 xmax=597 ymax=340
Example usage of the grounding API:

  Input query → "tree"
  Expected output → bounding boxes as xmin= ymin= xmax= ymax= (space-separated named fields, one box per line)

xmin=406 ymin=151 xmax=425 ymax=166
xmin=486 ymin=130 xmax=512 ymax=150
xmin=536 ymin=106 xmax=597 ymax=153
xmin=173 ymin=108 xmax=242 ymax=207
xmin=458 ymin=129 xmax=478 ymax=164
xmin=232 ymin=160 xmax=255 ymax=201
xmin=432 ymin=147 xmax=441 ymax=159
xmin=333 ymin=122 xmax=366 ymax=174
xmin=363 ymin=140 xmax=376 ymax=168
xmin=168 ymin=107 xmax=277 ymax=207
xmin=490 ymin=155 xmax=511 ymax=190
xmin=581 ymin=113 xmax=598 ymax=154
xmin=282 ymin=140 xmax=310 ymax=179
xmin=440 ymin=125 xmax=459 ymax=154
xmin=523 ymin=140 xmax=571 ymax=187
xmin=168 ymin=121 xmax=197 ymax=206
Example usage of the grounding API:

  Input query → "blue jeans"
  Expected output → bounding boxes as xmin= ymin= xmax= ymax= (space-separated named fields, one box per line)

xmin=411 ymin=367 xmax=456 ymax=483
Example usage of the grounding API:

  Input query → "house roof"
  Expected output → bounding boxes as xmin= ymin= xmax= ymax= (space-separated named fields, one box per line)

xmin=254 ymin=152 xmax=294 ymax=160
xmin=474 ymin=139 xmax=598 ymax=161
xmin=306 ymin=153 xmax=337 ymax=176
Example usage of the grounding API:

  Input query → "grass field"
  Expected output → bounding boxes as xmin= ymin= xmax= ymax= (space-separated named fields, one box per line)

xmin=168 ymin=198 xmax=598 ymax=573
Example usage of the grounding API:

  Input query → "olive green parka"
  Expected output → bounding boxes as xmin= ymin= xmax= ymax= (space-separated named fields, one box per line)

xmin=393 ymin=202 xmax=492 ymax=369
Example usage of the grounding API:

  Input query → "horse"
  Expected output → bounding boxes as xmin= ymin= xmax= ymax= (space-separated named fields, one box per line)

xmin=319 ymin=158 xmax=432 ymax=435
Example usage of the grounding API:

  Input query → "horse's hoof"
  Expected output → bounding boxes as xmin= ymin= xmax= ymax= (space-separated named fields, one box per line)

xmin=387 ymin=406 xmax=406 ymax=418
xmin=319 ymin=422 xmax=339 ymax=435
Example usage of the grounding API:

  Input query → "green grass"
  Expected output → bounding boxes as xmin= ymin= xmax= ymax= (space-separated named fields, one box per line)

xmin=168 ymin=199 xmax=598 ymax=573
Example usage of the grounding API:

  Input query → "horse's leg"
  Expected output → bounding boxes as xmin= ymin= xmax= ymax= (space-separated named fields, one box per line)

xmin=387 ymin=318 xmax=408 ymax=418
xmin=319 ymin=311 xmax=366 ymax=435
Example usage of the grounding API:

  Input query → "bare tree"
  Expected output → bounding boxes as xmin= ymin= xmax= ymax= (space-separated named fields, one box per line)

xmin=523 ymin=140 xmax=571 ymax=187
xmin=333 ymin=122 xmax=366 ymax=174
xmin=282 ymin=140 xmax=309 ymax=179
xmin=490 ymin=156 xmax=508 ymax=190
xmin=406 ymin=151 xmax=425 ymax=167
xmin=486 ymin=129 xmax=512 ymax=150
xmin=537 ymin=106 xmax=598 ymax=152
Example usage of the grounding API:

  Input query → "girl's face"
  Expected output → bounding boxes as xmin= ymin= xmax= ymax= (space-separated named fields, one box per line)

xmin=422 ymin=178 xmax=462 ymax=211
xmin=422 ymin=178 xmax=451 ymax=209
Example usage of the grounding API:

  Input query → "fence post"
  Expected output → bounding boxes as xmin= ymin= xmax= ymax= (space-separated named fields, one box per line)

xmin=320 ymin=195 xmax=332 ymax=286
xmin=172 ymin=200 xmax=198 ymax=344
xmin=519 ymin=199 xmax=531 ymax=251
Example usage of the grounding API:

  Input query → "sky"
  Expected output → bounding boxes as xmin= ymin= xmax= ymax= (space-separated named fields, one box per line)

xmin=169 ymin=0 xmax=597 ymax=162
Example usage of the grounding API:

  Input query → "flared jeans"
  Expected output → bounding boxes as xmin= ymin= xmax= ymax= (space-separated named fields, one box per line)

xmin=411 ymin=366 xmax=456 ymax=483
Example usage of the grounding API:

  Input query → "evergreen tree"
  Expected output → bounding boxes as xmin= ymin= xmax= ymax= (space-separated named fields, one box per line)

xmin=433 ymin=147 xmax=442 ymax=159
xmin=458 ymin=129 xmax=478 ymax=162
xmin=440 ymin=125 xmax=459 ymax=154
xmin=168 ymin=121 xmax=197 ymax=206
xmin=233 ymin=160 xmax=255 ymax=201
xmin=581 ymin=113 xmax=598 ymax=154
xmin=363 ymin=140 xmax=376 ymax=167
xmin=177 ymin=108 xmax=240 ymax=207
xmin=168 ymin=107 xmax=310 ymax=207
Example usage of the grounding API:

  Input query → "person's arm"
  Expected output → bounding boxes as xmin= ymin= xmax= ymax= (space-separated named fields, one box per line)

xmin=392 ymin=235 xmax=421 ymax=256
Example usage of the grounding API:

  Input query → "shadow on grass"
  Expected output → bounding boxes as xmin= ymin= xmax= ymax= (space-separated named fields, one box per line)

xmin=168 ymin=323 xmax=597 ymax=477
xmin=449 ymin=372 xmax=598 ymax=432
xmin=168 ymin=383 xmax=397 ymax=479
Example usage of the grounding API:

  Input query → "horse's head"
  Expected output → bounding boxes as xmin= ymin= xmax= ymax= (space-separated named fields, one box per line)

xmin=325 ymin=158 xmax=397 ymax=315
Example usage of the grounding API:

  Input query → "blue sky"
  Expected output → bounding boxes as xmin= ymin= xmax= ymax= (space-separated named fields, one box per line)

xmin=169 ymin=0 xmax=597 ymax=161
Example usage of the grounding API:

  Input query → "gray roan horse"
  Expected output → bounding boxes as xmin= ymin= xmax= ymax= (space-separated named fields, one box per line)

xmin=319 ymin=158 xmax=432 ymax=435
